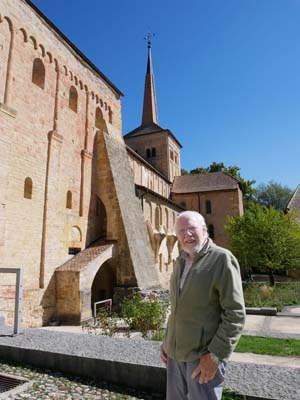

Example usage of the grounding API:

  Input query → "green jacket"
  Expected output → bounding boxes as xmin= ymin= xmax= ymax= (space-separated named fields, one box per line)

xmin=163 ymin=239 xmax=245 ymax=362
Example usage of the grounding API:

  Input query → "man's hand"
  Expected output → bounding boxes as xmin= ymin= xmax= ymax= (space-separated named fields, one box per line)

xmin=160 ymin=344 xmax=167 ymax=365
xmin=191 ymin=353 xmax=219 ymax=384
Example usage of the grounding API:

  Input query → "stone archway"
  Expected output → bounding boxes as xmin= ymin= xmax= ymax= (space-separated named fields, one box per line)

xmin=55 ymin=242 xmax=117 ymax=323
xmin=91 ymin=259 xmax=116 ymax=307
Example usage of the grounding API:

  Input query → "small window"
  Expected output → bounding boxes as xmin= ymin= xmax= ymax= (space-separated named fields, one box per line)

xmin=170 ymin=150 xmax=174 ymax=161
xmin=68 ymin=247 xmax=81 ymax=255
xmin=108 ymin=106 xmax=113 ymax=124
xmin=69 ymin=86 xmax=78 ymax=112
xmin=32 ymin=58 xmax=45 ymax=89
xmin=208 ymin=224 xmax=215 ymax=239
xmin=24 ymin=177 xmax=33 ymax=199
xmin=180 ymin=201 xmax=186 ymax=208
xmin=152 ymin=148 xmax=156 ymax=157
xmin=146 ymin=148 xmax=151 ymax=158
xmin=66 ymin=191 xmax=72 ymax=209
xmin=206 ymin=200 xmax=212 ymax=214
xmin=175 ymin=153 xmax=178 ymax=164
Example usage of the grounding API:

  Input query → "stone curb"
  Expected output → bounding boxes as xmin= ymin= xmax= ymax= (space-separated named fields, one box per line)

xmin=246 ymin=307 xmax=277 ymax=316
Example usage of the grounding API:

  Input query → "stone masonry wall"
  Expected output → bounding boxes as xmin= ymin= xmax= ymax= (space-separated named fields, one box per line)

xmin=171 ymin=189 xmax=243 ymax=248
xmin=0 ymin=0 xmax=122 ymax=326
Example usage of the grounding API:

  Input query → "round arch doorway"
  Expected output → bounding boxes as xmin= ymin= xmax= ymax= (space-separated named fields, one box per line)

xmin=91 ymin=259 xmax=116 ymax=308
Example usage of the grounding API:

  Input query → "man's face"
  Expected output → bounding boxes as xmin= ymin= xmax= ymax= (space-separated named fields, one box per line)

xmin=175 ymin=216 xmax=207 ymax=254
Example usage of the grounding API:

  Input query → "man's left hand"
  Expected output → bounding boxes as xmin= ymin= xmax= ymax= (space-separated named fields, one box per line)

xmin=191 ymin=353 xmax=219 ymax=384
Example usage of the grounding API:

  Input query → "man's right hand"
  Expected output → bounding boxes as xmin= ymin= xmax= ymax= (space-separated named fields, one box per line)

xmin=160 ymin=345 xmax=167 ymax=365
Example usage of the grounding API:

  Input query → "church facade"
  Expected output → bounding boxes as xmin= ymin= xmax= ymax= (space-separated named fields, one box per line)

xmin=0 ymin=0 xmax=243 ymax=328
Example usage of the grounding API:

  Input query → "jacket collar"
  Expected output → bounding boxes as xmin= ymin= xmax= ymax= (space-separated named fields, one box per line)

xmin=179 ymin=238 xmax=214 ymax=264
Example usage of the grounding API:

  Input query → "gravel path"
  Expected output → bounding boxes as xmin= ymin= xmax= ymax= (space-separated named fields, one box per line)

xmin=0 ymin=360 xmax=164 ymax=400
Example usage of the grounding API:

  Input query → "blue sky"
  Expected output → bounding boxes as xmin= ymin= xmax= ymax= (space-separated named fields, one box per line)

xmin=31 ymin=0 xmax=300 ymax=189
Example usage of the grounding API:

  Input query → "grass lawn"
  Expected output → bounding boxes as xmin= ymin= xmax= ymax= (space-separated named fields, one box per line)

xmin=243 ymin=282 xmax=300 ymax=311
xmin=236 ymin=335 xmax=300 ymax=357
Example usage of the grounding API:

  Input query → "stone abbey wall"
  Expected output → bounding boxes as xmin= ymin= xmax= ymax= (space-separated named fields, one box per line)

xmin=0 ymin=0 xmax=159 ymax=327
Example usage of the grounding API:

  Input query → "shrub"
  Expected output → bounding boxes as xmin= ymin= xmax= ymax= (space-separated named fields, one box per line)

xmin=243 ymin=282 xmax=300 ymax=311
xmin=121 ymin=293 xmax=167 ymax=339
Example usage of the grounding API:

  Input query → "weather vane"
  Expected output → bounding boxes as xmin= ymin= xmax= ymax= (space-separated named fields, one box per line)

xmin=144 ymin=32 xmax=155 ymax=49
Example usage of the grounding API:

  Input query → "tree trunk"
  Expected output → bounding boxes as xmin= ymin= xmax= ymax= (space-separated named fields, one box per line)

xmin=268 ymin=268 xmax=275 ymax=286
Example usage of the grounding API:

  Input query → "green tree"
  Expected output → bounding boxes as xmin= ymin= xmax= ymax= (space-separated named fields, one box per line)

xmin=181 ymin=168 xmax=189 ymax=175
xmin=226 ymin=203 xmax=300 ymax=285
xmin=254 ymin=180 xmax=293 ymax=211
xmin=189 ymin=162 xmax=256 ymax=207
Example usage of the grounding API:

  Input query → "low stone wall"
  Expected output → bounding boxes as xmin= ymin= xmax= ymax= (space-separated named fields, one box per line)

xmin=0 ymin=329 xmax=299 ymax=399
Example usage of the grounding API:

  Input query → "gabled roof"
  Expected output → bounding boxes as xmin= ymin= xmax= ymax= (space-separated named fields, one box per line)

xmin=286 ymin=185 xmax=300 ymax=212
xmin=171 ymin=172 xmax=240 ymax=194
xmin=124 ymin=123 xmax=183 ymax=148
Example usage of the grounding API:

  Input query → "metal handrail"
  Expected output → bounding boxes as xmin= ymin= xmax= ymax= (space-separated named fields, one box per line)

xmin=93 ymin=298 xmax=112 ymax=324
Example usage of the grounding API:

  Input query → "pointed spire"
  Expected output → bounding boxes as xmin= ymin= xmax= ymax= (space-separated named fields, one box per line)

xmin=141 ymin=33 xmax=158 ymax=126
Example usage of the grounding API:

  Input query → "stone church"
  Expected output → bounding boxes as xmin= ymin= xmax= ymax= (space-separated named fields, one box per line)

xmin=0 ymin=0 xmax=243 ymax=328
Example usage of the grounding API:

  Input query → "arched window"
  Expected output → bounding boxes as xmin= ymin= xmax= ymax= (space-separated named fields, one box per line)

xmin=66 ymin=191 xmax=72 ymax=209
xmin=32 ymin=58 xmax=45 ymax=89
xmin=69 ymin=86 xmax=78 ymax=112
xmin=152 ymin=147 xmax=156 ymax=157
xmin=146 ymin=148 xmax=151 ymax=158
xmin=95 ymin=107 xmax=108 ymax=132
xmin=206 ymin=200 xmax=212 ymax=214
xmin=24 ymin=177 xmax=33 ymax=199
xmin=108 ymin=106 xmax=113 ymax=124
xmin=208 ymin=224 xmax=215 ymax=239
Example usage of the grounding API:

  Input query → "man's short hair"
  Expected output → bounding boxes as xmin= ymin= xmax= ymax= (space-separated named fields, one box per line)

xmin=175 ymin=211 xmax=207 ymax=229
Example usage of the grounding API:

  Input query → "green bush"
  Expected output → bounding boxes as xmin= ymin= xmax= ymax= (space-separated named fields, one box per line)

xmin=243 ymin=282 xmax=300 ymax=311
xmin=121 ymin=293 xmax=167 ymax=339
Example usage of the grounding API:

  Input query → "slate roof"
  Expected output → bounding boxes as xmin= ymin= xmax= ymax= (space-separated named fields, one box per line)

xmin=56 ymin=240 xmax=114 ymax=272
xmin=286 ymin=185 xmax=300 ymax=212
xmin=124 ymin=123 xmax=183 ymax=148
xmin=171 ymin=172 xmax=240 ymax=194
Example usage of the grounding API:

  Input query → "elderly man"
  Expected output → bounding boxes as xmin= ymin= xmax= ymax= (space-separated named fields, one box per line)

xmin=160 ymin=211 xmax=245 ymax=400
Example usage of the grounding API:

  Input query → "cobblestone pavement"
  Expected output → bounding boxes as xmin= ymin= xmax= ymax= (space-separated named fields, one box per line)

xmin=0 ymin=361 xmax=164 ymax=400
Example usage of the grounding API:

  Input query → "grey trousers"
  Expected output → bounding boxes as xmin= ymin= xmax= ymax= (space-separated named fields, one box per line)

xmin=166 ymin=357 xmax=225 ymax=400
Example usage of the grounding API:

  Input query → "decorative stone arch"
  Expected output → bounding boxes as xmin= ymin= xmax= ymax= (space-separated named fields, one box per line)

xmin=38 ymin=44 xmax=45 ymax=57
xmin=70 ymin=225 xmax=82 ymax=242
xmin=29 ymin=35 xmax=37 ymax=50
xmin=46 ymin=51 xmax=52 ymax=63
xmin=19 ymin=28 xmax=28 ymax=43
xmin=69 ymin=70 xmax=73 ymax=81
xmin=63 ymin=65 xmax=68 ymax=75
xmin=55 ymin=242 xmax=117 ymax=323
